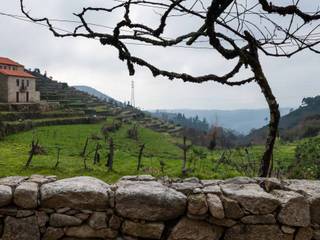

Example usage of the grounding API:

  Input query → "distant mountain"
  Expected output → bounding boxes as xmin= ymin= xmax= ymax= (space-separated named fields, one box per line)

xmin=248 ymin=95 xmax=320 ymax=142
xmin=151 ymin=108 xmax=291 ymax=134
xmin=279 ymin=96 xmax=320 ymax=129
xmin=73 ymin=85 xmax=120 ymax=104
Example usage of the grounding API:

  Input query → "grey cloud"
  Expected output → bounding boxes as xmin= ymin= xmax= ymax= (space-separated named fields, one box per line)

xmin=0 ymin=0 xmax=319 ymax=110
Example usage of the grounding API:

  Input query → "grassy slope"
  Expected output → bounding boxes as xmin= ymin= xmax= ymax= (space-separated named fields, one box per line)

xmin=0 ymin=120 xmax=297 ymax=183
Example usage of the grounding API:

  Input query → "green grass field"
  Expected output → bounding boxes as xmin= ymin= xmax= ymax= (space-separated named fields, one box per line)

xmin=0 ymin=120 xmax=299 ymax=183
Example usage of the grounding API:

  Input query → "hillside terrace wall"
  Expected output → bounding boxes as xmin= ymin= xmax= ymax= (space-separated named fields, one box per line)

xmin=0 ymin=175 xmax=320 ymax=240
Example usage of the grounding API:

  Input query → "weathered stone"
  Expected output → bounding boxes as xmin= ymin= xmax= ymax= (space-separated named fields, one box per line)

xmin=120 ymin=236 xmax=138 ymax=240
xmin=284 ymin=180 xmax=320 ymax=196
xmin=40 ymin=226 xmax=46 ymax=234
xmin=201 ymin=180 xmax=223 ymax=187
xmin=187 ymin=213 xmax=207 ymax=220
xmin=0 ymin=185 xmax=12 ymax=207
xmin=109 ymin=190 xmax=115 ymax=208
xmin=284 ymin=180 xmax=320 ymax=224
xmin=40 ymin=208 xmax=55 ymax=214
xmin=88 ymin=212 xmax=107 ymax=229
xmin=14 ymin=182 xmax=38 ymax=209
xmin=224 ymin=224 xmax=293 ymax=240
xmin=202 ymin=185 xmax=221 ymax=194
xmin=259 ymin=178 xmax=284 ymax=192
xmin=310 ymin=197 xmax=320 ymax=224
xmin=241 ymin=214 xmax=276 ymax=224
xmin=36 ymin=211 xmax=49 ymax=227
xmin=74 ymin=213 xmax=90 ymax=221
xmin=188 ymin=194 xmax=208 ymax=215
xmin=171 ymin=182 xmax=203 ymax=195
xmin=208 ymin=217 xmax=237 ymax=227
xmin=221 ymin=184 xmax=280 ymax=215
xmin=120 ymin=175 xmax=156 ymax=181
xmin=168 ymin=217 xmax=223 ymax=240
xmin=56 ymin=207 xmax=71 ymax=213
xmin=0 ymin=176 xmax=27 ymax=188
xmin=192 ymin=188 xmax=203 ymax=194
xmin=27 ymin=175 xmax=57 ymax=185
xmin=16 ymin=210 xmax=34 ymax=218
xmin=42 ymin=227 xmax=64 ymax=240
xmin=281 ymin=226 xmax=296 ymax=234
xmin=2 ymin=216 xmax=40 ymax=240
xmin=109 ymin=215 xmax=122 ymax=230
xmin=272 ymin=190 xmax=310 ymax=227
xmin=0 ymin=217 xmax=3 ymax=232
xmin=50 ymin=213 xmax=82 ymax=227
xmin=295 ymin=227 xmax=313 ymax=240
xmin=223 ymin=177 xmax=257 ymax=185
xmin=65 ymin=209 xmax=80 ymax=215
xmin=65 ymin=224 xmax=117 ymax=239
xmin=313 ymin=229 xmax=320 ymax=240
xmin=207 ymin=194 xmax=224 ymax=219
xmin=81 ymin=209 xmax=93 ymax=214
xmin=122 ymin=220 xmax=164 ymax=239
xmin=41 ymin=177 xmax=111 ymax=210
xmin=220 ymin=195 xmax=244 ymax=219
xmin=184 ymin=177 xmax=201 ymax=183
xmin=116 ymin=181 xmax=186 ymax=221
xmin=0 ymin=206 xmax=17 ymax=216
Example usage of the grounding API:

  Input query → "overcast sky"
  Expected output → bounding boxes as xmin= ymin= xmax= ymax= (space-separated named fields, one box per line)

xmin=0 ymin=0 xmax=319 ymax=110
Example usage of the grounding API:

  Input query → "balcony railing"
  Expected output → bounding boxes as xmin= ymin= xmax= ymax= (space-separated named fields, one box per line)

xmin=19 ymin=85 xmax=27 ymax=93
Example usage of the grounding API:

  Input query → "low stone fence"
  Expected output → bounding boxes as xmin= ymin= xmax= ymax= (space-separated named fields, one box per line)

xmin=0 ymin=175 xmax=320 ymax=240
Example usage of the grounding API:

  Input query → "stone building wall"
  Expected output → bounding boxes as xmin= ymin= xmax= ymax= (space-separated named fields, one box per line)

xmin=7 ymin=76 xmax=40 ymax=103
xmin=0 ymin=175 xmax=320 ymax=240
xmin=0 ymin=75 xmax=8 ymax=102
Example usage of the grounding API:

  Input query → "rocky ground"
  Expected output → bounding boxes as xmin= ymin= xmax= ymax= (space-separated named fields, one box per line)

xmin=0 ymin=175 xmax=319 ymax=240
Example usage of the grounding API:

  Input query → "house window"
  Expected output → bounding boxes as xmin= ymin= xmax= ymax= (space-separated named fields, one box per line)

xmin=3 ymin=66 xmax=6 ymax=69
xmin=16 ymin=92 xmax=19 ymax=103
xmin=16 ymin=79 xmax=19 ymax=86
xmin=13 ymin=67 xmax=17 ymax=70
xmin=26 ymin=92 xmax=29 ymax=102
xmin=22 ymin=80 xmax=25 ymax=88
xmin=27 ymin=80 xmax=29 ymax=87
xmin=0 ymin=66 xmax=2 ymax=69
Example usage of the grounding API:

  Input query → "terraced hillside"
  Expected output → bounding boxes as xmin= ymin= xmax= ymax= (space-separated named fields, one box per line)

xmin=0 ymin=70 xmax=183 ymax=138
xmin=32 ymin=69 xmax=184 ymax=135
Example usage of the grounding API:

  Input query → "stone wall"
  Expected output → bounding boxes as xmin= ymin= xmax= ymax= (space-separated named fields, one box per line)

xmin=7 ymin=76 xmax=40 ymax=103
xmin=0 ymin=175 xmax=320 ymax=240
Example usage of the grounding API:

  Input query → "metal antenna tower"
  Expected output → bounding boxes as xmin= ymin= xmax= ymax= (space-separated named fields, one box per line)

xmin=130 ymin=80 xmax=135 ymax=107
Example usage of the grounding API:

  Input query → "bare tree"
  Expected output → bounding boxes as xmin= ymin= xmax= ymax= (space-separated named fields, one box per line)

xmin=20 ymin=0 xmax=320 ymax=176
xmin=177 ymin=136 xmax=192 ymax=176
xmin=106 ymin=138 xmax=115 ymax=171
xmin=25 ymin=139 xmax=39 ymax=168
xmin=80 ymin=137 xmax=89 ymax=157
xmin=137 ymin=143 xmax=146 ymax=171
xmin=54 ymin=145 xmax=61 ymax=169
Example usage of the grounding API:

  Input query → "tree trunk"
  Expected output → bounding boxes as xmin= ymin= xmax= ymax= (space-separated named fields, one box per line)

xmin=182 ymin=136 xmax=187 ymax=176
xmin=54 ymin=147 xmax=61 ymax=169
xmin=80 ymin=137 xmax=89 ymax=157
xmin=93 ymin=143 xmax=100 ymax=165
xmin=25 ymin=140 xmax=39 ymax=168
xmin=137 ymin=143 xmax=145 ymax=171
xmin=250 ymin=57 xmax=280 ymax=177
xmin=107 ymin=138 xmax=114 ymax=171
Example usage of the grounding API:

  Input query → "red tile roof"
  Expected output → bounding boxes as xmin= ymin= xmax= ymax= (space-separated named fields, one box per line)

xmin=0 ymin=69 xmax=35 ymax=78
xmin=0 ymin=57 xmax=23 ymax=66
